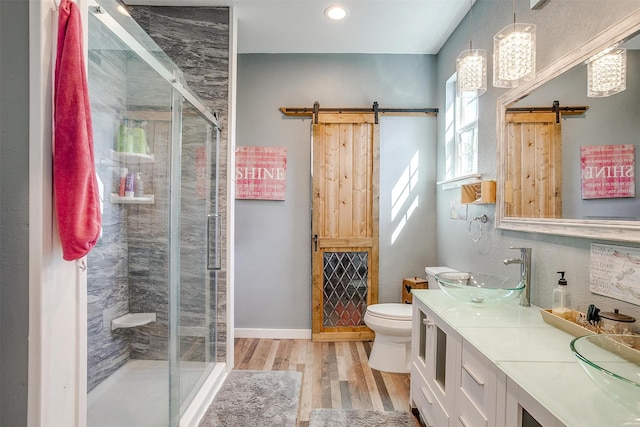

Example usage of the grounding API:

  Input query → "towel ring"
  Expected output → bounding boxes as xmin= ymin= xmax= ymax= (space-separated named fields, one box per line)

xmin=468 ymin=214 xmax=488 ymax=242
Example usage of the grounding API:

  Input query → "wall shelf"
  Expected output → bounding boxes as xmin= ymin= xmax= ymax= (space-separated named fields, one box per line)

xmin=110 ymin=149 xmax=154 ymax=164
xmin=461 ymin=180 xmax=496 ymax=204
xmin=111 ymin=313 xmax=156 ymax=330
xmin=110 ymin=194 xmax=155 ymax=204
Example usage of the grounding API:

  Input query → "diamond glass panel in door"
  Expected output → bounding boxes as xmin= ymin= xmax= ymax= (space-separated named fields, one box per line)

xmin=323 ymin=251 xmax=369 ymax=327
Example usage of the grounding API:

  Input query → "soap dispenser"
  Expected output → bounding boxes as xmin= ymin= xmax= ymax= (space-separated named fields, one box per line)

xmin=552 ymin=271 xmax=570 ymax=319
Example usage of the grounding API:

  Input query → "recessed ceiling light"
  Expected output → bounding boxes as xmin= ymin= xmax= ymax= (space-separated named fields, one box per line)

xmin=324 ymin=5 xmax=348 ymax=21
xmin=116 ymin=4 xmax=130 ymax=16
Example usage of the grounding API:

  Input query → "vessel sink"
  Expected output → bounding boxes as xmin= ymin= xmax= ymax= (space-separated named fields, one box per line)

xmin=570 ymin=334 xmax=640 ymax=413
xmin=434 ymin=271 xmax=524 ymax=305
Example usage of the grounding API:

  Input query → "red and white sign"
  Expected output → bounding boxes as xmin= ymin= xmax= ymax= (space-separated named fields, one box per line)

xmin=581 ymin=144 xmax=635 ymax=199
xmin=235 ymin=146 xmax=287 ymax=200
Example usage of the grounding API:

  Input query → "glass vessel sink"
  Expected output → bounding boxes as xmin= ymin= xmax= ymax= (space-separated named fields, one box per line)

xmin=434 ymin=272 xmax=524 ymax=305
xmin=570 ymin=334 xmax=640 ymax=413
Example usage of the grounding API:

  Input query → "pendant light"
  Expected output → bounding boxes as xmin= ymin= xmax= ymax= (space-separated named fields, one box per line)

xmin=587 ymin=46 xmax=626 ymax=97
xmin=456 ymin=0 xmax=487 ymax=96
xmin=493 ymin=0 xmax=536 ymax=88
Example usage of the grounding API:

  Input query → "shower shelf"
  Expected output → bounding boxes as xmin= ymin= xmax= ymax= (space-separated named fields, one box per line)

xmin=110 ymin=194 xmax=155 ymax=204
xmin=111 ymin=313 xmax=157 ymax=330
xmin=110 ymin=150 xmax=154 ymax=164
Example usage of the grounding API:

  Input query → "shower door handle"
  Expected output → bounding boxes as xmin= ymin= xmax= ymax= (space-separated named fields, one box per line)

xmin=207 ymin=213 xmax=222 ymax=270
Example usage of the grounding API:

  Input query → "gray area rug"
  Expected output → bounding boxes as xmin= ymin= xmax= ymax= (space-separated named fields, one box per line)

xmin=309 ymin=409 xmax=421 ymax=427
xmin=198 ymin=370 xmax=301 ymax=427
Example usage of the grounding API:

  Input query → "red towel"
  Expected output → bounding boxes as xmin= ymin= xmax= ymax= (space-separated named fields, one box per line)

xmin=54 ymin=0 xmax=101 ymax=261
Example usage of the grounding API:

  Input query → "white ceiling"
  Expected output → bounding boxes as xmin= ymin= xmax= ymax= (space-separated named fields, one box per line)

xmin=124 ymin=0 xmax=474 ymax=54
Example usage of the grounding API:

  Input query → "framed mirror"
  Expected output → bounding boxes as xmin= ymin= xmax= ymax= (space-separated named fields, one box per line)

xmin=496 ymin=10 xmax=640 ymax=243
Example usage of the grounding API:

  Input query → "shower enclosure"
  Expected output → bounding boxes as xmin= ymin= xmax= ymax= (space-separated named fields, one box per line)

xmin=85 ymin=2 xmax=225 ymax=426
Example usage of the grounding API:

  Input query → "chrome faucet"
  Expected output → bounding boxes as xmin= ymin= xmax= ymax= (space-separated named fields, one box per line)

xmin=503 ymin=247 xmax=532 ymax=307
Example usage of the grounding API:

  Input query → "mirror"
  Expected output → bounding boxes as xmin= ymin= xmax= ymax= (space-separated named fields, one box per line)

xmin=496 ymin=10 xmax=640 ymax=243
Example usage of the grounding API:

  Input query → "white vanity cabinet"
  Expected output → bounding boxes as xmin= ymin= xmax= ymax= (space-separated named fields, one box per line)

xmin=411 ymin=300 xmax=461 ymax=427
xmin=411 ymin=292 xmax=565 ymax=427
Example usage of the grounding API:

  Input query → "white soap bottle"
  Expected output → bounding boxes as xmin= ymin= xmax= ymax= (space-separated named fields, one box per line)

xmin=552 ymin=271 xmax=570 ymax=319
xmin=134 ymin=173 xmax=144 ymax=197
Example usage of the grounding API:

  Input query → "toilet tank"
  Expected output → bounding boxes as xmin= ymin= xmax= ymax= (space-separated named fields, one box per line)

xmin=425 ymin=266 xmax=459 ymax=289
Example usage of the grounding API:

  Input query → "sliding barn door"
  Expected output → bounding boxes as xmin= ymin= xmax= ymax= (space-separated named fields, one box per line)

xmin=505 ymin=112 xmax=562 ymax=218
xmin=311 ymin=113 xmax=379 ymax=342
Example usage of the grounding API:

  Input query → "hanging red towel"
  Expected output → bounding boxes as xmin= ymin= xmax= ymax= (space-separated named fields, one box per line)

xmin=54 ymin=0 xmax=101 ymax=261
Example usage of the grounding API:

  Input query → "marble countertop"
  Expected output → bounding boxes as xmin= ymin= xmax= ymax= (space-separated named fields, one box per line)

xmin=412 ymin=289 xmax=640 ymax=427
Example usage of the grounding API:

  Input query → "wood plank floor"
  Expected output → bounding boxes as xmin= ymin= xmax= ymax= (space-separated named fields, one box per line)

xmin=233 ymin=338 xmax=414 ymax=426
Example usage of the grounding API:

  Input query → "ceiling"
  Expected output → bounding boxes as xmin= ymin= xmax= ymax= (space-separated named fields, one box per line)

xmin=123 ymin=0 xmax=474 ymax=54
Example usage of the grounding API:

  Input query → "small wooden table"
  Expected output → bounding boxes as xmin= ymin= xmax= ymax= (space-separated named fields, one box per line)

xmin=402 ymin=277 xmax=428 ymax=304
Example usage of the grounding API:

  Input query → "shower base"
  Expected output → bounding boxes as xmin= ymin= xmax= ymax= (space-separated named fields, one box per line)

xmin=88 ymin=359 xmax=214 ymax=427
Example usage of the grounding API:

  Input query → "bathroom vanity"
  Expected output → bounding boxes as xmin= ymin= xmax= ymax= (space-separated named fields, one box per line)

xmin=410 ymin=290 xmax=640 ymax=427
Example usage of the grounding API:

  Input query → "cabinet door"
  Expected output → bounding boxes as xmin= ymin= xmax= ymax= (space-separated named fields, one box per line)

xmin=411 ymin=300 xmax=461 ymax=427
xmin=505 ymin=377 xmax=566 ymax=427
xmin=411 ymin=303 xmax=429 ymax=377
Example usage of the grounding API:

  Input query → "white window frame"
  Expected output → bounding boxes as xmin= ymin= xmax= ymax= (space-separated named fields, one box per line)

xmin=444 ymin=73 xmax=479 ymax=181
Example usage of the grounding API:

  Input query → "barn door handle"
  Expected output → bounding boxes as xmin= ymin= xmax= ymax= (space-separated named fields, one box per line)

xmin=313 ymin=234 xmax=318 ymax=252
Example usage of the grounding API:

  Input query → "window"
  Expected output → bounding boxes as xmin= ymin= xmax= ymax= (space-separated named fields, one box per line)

xmin=444 ymin=73 xmax=479 ymax=180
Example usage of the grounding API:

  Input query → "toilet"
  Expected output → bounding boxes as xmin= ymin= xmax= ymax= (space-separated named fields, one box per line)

xmin=425 ymin=266 xmax=459 ymax=289
xmin=365 ymin=267 xmax=459 ymax=373
xmin=364 ymin=303 xmax=413 ymax=373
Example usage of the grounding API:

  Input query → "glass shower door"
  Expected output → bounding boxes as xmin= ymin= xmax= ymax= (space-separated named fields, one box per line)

xmin=87 ymin=3 xmax=223 ymax=427
xmin=87 ymin=8 xmax=177 ymax=427
xmin=169 ymin=96 xmax=220 ymax=423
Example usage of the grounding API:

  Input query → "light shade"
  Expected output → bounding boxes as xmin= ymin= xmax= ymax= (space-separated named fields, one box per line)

xmin=587 ymin=48 xmax=626 ymax=97
xmin=493 ymin=23 xmax=536 ymax=88
xmin=456 ymin=49 xmax=487 ymax=96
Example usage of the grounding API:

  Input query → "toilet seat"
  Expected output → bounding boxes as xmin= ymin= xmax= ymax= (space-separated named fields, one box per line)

xmin=366 ymin=303 xmax=412 ymax=321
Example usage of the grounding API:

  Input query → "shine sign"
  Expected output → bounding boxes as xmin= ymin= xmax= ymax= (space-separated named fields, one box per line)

xmin=581 ymin=144 xmax=635 ymax=199
xmin=235 ymin=146 xmax=287 ymax=200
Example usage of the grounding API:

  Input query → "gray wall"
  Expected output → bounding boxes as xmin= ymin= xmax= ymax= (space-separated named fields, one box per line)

xmin=0 ymin=1 xmax=29 ymax=426
xmin=0 ymin=0 xmax=29 ymax=425
xmin=235 ymin=54 xmax=438 ymax=330
xmin=436 ymin=0 xmax=640 ymax=320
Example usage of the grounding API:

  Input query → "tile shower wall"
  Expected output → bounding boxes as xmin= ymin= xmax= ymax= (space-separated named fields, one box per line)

xmin=123 ymin=77 xmax=172 ymax=362
xmin=129 ymin=6 xmax=230 ymax=361
xmin=123 ymin=105 xmax=212 ymax=362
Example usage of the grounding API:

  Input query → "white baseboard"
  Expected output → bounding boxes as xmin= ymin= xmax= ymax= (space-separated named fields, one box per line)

xmin=234 ymin=328 xmax=312 ymax=340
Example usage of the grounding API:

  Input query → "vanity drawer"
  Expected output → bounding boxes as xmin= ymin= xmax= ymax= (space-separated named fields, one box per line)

xmin=457 ymin=340 xmax=497 ymax=424
xmin=455 ymin=394 xmax=488 ymax=427
xmin=411 ymin=364 xmax=450 ymax=427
